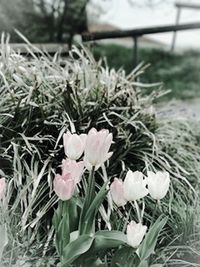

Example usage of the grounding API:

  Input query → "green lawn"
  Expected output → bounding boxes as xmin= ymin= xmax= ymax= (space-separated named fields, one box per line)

xmin=92 ymin=43 xmax=200 ymax=100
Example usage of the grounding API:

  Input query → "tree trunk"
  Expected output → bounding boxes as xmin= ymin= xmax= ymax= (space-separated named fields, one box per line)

xmin=57 ymin=0 xmax=68 ymax=42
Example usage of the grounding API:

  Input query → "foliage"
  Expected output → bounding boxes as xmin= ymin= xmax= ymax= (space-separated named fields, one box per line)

xmin=0 ymin=36 xmax=199 ymax=265
xmin=92 ymin=43 xmax=200 ymax=100
xmin=0 ymin=0 xmax=88 ymax=44
xmin=0 ymin=0 xmax=165 ymax=44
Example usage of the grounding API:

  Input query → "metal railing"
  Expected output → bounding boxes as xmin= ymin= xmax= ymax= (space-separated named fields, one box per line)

xmin=82 ymin=22 xmax=200 ymax=66
xmin=171 ymin=1 xmax=200 ymax=51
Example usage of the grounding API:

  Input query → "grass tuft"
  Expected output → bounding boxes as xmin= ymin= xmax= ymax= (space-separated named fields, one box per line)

xmin=0 ymin=36 xmax=199 ymax=265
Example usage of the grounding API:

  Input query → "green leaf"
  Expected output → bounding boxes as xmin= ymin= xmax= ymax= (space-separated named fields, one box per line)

xmin=138 ymin=261 xmax=148 ymax=267
xmin=61 ymin=234 xmax=94 ymax=267
xmin=150 ymin=264 xmax=163 ymax=267
xmin=69 ymin=230 xmax=79 ymax=243
xmin=68 ymin=197 xmax=79 ymax=232
xmin=61 ymin=212 xmax=70 ymax=249
xmin=93 ymin=230 xmax=127 ymax=250
xmin=0 ymin=224 xmax=8 ymax=261
xmin=85 ymin=182 xmax=108 ymax=220
xmin=138 ymin=215 xmax=168 ymax=261
xmin=82 ymin=258 xmax=106 ymax=267
xmin=52 ymin=209 xmax=58 ymax=230
xmin=53 ymin=201 xmax=70 ymax=256
xmin=53 ymin=200 xmax=65 ymax=231
xmin=80 ymin=181 xmax=108 ymax=234
xmin=111 ymin=247 xmax=138 ymax=267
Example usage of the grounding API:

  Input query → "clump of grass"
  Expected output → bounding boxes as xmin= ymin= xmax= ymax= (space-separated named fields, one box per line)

xmin=0 ymin=34 xmax=199 ymax=265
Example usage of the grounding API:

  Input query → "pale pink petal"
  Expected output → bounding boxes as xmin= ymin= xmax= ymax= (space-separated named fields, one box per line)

xmin=53 ymin=173 xmax=76 ymax=201
xmin=80 ymin=134 xmax=87 ymax=147
xmin=110 ymin=178 xmax=127 ymax=207
xmin=84 ymin=128 xmax=113 ymax=169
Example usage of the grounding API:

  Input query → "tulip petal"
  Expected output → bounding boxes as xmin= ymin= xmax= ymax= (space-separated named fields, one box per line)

xmin=110 ymin=178 xmax=127 ymax=207
xmin=127 ymin=221 xmax=147 ymax=248
xmin=54 ymin=174 xmax=76 ymax=201
xmin=147 ymin=171 xmax=170 ymax=200
xmin=84 ymin=128 xmax=113 ymax=170
xmin=124 ymin=170 xmax=148 ymax=201
xmin=62 ymin=159 xmax=84 ymax=183
xmin=63 ymin=131 xmax=85 ymax=160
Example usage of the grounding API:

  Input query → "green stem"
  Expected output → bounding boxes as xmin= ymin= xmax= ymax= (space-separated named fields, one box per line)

xmin=134 ymin=200 xmax=141 ymax=223
xmin=157 ymin=199 xmax=162 ymax=212
xmin=57 ymin=200 xmax=64 ymax=223
xmin=86 ymin=166 xmax=96 ymax=209
xmin=141 ymin=199 xmax=145 ymax=224
xmin=150 ymin=201 xmax=158 ymax=227
xmin=79 ymin=167 xmax=95 ymax=234
xmin=58 ymin=200 xmax=70 ymax=256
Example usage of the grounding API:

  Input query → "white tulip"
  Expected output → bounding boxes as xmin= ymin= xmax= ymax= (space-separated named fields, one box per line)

xmin=63 ymin=131 xmax=87 ymax=160
xmin=147 ymin=171 xmax=170 ymax=200
xmin=124 ymin=170 xmax=149 ymax=201
xmin=127 ymin=220 xmax=147 ymax=248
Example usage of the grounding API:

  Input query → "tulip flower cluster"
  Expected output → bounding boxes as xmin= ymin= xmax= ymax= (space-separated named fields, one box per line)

xmin=110 ymin=169 xmax=170 ymax=247
xmin=54 ymin=128 xmax=113 ymax=200
xmin=52 ymin=127 xmax=170 ymax=267
xmin=110 ymin=170 xmax=170 ymax=207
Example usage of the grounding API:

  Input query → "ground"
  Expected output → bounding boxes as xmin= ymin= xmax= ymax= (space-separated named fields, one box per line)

xmin=157 ymin=98 xmax=200 ymax=121
xmin=91 ymin=43 xmax=200 ymax=122
xmin=92 ymin=44 xmax=200 ymax=100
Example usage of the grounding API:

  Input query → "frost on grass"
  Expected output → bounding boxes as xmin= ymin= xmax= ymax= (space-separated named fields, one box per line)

xmin=0 ymin=34 xmax=199 ymax=266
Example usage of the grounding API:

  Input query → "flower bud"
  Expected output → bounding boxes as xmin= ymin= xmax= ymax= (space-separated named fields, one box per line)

xmin=84 ymin=128 xmax=113 ymax=170
xmin=127 ymin=220 xmax=147 ymax=248
xmin=110 ymin=178 xmax=127 ymax=207
xmin=53 ymin=173 xmax=76 ymax=201
xmin=147 ymin=171 xmax=170 ymax=200
xmin=124 ymin=170 xmax=148 ymax=201
xmin=63 ymin=131 xmax=86 ymax=160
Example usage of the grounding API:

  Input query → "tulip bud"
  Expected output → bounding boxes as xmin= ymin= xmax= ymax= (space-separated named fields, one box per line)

xmin=62 ymin=159 xmax=84 ymax=183
xmin=63 ymin=131 xmax=87 ymax=160
xmin=147 ymin=171 xmax=170 ymax=200
xmin=124 ymin=170 xmax=148 ymax=201
xmin=53 ymin=173 xmax=76 ymax=201
xmin=0 ymin=178 xmax=6 ymax=200
xmin=84 ymin=128 xmax=113 ymax=170
xmin=110 ymin=178 xmax=127 ymax=207
xmin=127 ymin=220 xmax=147 ymax=248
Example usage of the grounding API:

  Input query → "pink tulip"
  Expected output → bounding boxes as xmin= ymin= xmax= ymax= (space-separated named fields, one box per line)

xmin=84 ymin=128 xmax=113 ymax=170
xmin=110 ymin=178 xmax=127 ymax=207
xmin=127 ymin=220 xmax=147 ymax=248
xmin=53 ymin=173 xmax=76 ymax=201
xmin=0 ymin=178 xmax=6 ymax=200
xmin=62 ymin=159 xmax=84 ymax=183
xmin=63 ymin=131 xmax=87 ymax=160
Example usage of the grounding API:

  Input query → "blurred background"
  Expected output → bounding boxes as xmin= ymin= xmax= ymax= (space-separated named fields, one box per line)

xmin=1 ymin=0 xmax=200 ymax=116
